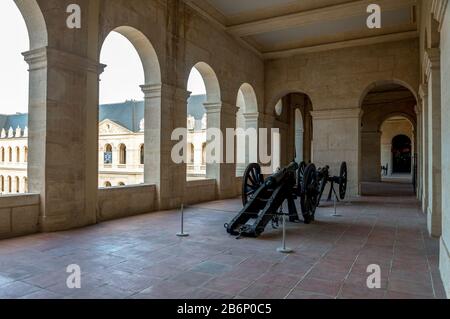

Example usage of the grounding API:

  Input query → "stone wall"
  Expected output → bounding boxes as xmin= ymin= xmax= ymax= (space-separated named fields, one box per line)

xmin=0 ymin=194 xmax=40 ymax=239
xmin=97 ymin=184 xmax=156 ymax=221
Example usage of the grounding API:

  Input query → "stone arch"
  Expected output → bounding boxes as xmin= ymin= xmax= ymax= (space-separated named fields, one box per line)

xmin=359 ymin=79 xmax=418 ymax=108
xmin=14 ymin=0 xmax=48 ymax=50
xmin=360 ymin=80 xmax=417 ymax=186
xmin=102 ymin=26 xmax=162 ymax=85
xmin=271 ymin=91 xmax=314 ymax=167
xmin=190 ymin=62 xmax=221 ymax=104
xmin=269 ymin=89 xmax=314 ymax=116
xmin=237 ymin=83 xmax=258 ymax=114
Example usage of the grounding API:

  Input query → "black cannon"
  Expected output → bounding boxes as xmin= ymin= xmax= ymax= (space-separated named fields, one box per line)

xmin=300 ymin=162 xmax=348 ymax=223
xmin=225 ymin=161 xmax=302 ymax=238
xmin=225 ymin=161 xmax=348 ymax=238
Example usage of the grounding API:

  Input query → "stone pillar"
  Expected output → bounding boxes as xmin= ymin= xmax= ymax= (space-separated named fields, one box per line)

xmin=425 ymin=48 xmax=442 ymax=237
xmin=23 ymin=47 xmax=105 ymax=232
xmin=415 ymin=104 xmax=423 ymax=200
xmin=141 ymin=84 xmax=189 ymax=209
xmin=295 ymin=129 xmax=304 ymax=163
xmin=311 ymin=108 xmax=362 ymax=197
xmin=361 ymin=131 xmax=382 ymax=182
xmin=204 ymin=102 xmax=239 ymax=199
xmin=420 ymin=84 xmax=429 ymax=214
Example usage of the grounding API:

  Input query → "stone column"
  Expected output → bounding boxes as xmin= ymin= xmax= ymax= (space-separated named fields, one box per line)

xmin=420 ymin=84 xmax=429 ymax=214
xmin=311 ymin=108 xmax=362 ymax=197
xmin=24 ymin=47 xmax=105 ymax=232
xmin=415 ymin=104 xmax=423 ymax=200
xmin=295 ymin=128 xmax=304 ymax=163
xmin=425 ymin=48 xmax=442 ymax=237
xmin=361 ymin=131 xmax=382 ymax=182
xmin=204 ymin=102 xmax=239 ymax=199
xmin=141 ymin=84 xmax=189 ymax=209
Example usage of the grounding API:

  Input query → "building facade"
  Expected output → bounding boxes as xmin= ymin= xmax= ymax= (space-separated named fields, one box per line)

xmin=1 ymin=96 xmax=207 ymax=193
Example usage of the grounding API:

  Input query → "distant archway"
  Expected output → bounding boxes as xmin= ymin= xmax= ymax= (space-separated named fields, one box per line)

xmin=392 ymin=135 xmax=412 ymax=174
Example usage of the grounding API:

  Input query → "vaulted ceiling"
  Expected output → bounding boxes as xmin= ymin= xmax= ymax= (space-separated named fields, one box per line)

xmin=185 ymin=0 xmax=418 ymax=59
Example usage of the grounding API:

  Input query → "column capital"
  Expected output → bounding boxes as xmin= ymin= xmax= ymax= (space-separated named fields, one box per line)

xmin=242 ymin=112 xmax=259 ymax=121
xmin=419 ymin=84 xmax=428 ymax=100
xmin=423 ymin=48 xmax=440 ymax=81
xmin=203 ymin=102 xmax=222 ymax=114
xmin=415 ymin=104 xmax=422 ymax=115
xmin=141 ymin=83 xmax=190 ymax=101
xmin=24 ymin=47 xmax=106 ymax=75
xmin=22 ymin=47 xmax=47 ymax=71
xmin=431 ymin=0 xmax=449 ymax=32
xmin=310 ymin=108 xmax=362 ymax=120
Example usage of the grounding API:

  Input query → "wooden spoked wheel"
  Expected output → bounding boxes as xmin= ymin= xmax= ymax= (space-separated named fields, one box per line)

xmin=242 ymin=163 xmax=264 ymax=206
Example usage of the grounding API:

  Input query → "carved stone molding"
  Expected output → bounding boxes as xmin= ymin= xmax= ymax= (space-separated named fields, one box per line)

xmin=431 ymin=0 xmax=449 ymax=31
xmin=310 ymin=108 xmax=362 ymax=120
xmin=423 ymin=48 xmax=440 ymax=82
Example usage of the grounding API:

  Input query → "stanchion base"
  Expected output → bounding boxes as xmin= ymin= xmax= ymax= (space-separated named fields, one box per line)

xmin=277 ymin=247 xmax=293 ymax=254
xmin=176 ymin=233 xmax=190 ymax=237
xmin=331 ymin=214 xmax=342 ymax=217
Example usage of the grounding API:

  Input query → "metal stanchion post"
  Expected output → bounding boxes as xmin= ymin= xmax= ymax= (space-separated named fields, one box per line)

xmin=176 ymin=204 xmax=190 ymax=237
xmin=277 ymin=213 xmax=293 ymax=253
xmin=331 ymin=192 xmax=342 ymax=217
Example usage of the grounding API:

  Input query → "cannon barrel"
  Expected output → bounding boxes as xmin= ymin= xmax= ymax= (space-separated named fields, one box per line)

xmin=265 ymin=161 xmax=299 ymax=188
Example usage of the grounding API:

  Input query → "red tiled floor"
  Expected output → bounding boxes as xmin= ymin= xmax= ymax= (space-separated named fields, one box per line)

xmin=0 ymin=182 xmax=446 ymax=299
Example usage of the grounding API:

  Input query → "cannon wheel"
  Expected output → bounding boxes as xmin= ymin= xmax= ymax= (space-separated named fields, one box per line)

xmin=297 ymin=161 xmax=307 ymax=193
xmin=242 ymin=163 xmax=264 ymax=206
xmin=316 ymin=168 xmax=329 ymax=206
xmin=301 ymin=164 xmax=318 ymax=224
xmin=339 ymin=162 xmax=348 ymax=200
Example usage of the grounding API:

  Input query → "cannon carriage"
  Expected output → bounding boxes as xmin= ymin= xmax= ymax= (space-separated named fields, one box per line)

xmin=225 ymin=160 xmax=348 ymax=238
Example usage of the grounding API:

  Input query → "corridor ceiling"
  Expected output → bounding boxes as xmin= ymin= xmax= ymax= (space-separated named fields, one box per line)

xmin=185 ymin=0 xmax=418 ymax=59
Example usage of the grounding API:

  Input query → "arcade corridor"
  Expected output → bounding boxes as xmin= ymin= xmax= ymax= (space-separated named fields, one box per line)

xmin=0 ymin=183 xmax=445 ymax=299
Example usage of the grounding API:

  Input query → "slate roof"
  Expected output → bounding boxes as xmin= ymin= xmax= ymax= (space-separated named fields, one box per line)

xmin=0 ymin=94 xmax=207 ymax=133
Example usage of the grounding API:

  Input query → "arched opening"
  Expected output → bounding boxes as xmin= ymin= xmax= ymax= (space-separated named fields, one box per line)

xmin=360 ymin=82 xmax=417 ymax=194
xmin=0 ymin=176 xmax=4 ymax=193
xmin=104 ymin=144 xmax=113 ymax=164
xmin=391 ymin=135 xmax=412 ymax=174
xmin=23 ymin=176 xmax=27 ymax=193
xmin=0 ymin=1 xmax=34 ymax=195
xmin=271 ymin=92 xmax=313 ymax=171
xmin=7 ymin=176 xmax=12 ymax=193
xmin=186 ymin=63 xmax=220 ymax=180
xmin=23 ymin=146 xmax=27 ymax=162
xmin=104 ymin=181 xmax=112 ymax=188
xmin=119 ymin=144 xmax=127 ymax=165
xmin=118 ymin=182 xmax=125 ymax=186
xmin=236 ymin=83 xmax=259 ymax=176
xmin=99 ymin=27 xmax=159 ymax=188
xmin=140 ymin=144 xmax=144 ymax=165
xmin=15 ymin=176 xmax=20 ymax=193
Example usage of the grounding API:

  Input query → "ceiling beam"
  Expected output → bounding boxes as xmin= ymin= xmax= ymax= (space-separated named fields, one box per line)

xmin=262 ymin=30 xmax=419 ymax=59
xmin=227 ymin=0 xmax=417 ymax=37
